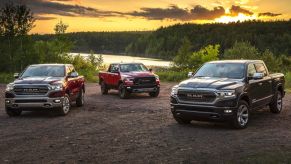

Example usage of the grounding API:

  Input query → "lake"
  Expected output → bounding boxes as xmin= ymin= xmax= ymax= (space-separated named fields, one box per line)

xmin=69 ymin=53 xmax=171 ymax=67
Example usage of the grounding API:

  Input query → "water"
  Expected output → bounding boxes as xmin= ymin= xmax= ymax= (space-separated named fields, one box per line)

xmin=69 ymin=53 xmax=171 ymax=67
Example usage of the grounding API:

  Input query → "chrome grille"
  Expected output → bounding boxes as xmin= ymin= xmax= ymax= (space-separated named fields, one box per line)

xmin=14 ymin=85 xmax=49 ymax=95
xmin=177 ymin=89 xmax=216 ymax=103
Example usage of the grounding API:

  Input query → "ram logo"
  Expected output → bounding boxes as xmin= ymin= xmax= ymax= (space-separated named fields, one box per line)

xmin=23 ymin=88 xmax=39 ymax=92
xmin=187 ymin=94 xmax=203 ymax=99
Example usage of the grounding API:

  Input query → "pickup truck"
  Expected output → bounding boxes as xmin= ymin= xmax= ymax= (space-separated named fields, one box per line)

xmin=170 ymin=60 xmax=285 ymax=129
xmin=99 ymin=63 xmax=160 ymax=99
xmin=5 ymin=64 xmax=85 ymax=116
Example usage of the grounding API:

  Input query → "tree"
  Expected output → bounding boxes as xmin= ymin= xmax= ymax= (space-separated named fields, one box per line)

xmin=0 ymin=2 xmax=35 ymax=72
xmin=0 ymin=2 xmax=35 ymax=37
xmin=54 ymin=20 xmax=69 ymax=35
xmin=173 ymin=37 xmax=192 ymax=68
xmin=189 ymin=44 xmax=220 ymax=69
xmin=224 ymin=42 xmax=259 ymax=59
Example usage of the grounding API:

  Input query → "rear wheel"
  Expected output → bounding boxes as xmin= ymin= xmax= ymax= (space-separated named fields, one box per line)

xmin=119 ymin=83 xmax=130 ymax=99
xmin=149 ymin=88 xmax=160 ymax=97
xmin=58 ymin=94 xmax=71 ymax=116
xmin=231 ymin=100 xmax=249 ymax=129
xmin=6 ymin=107 xmax=22 ymax=117
xmin=76 ymin=88 xmax=85 ymax=107
xmin=269 ymin=91 xmax=283 ymax=113
xmin=173 ymin=114 xmax=191 ymax=124
xmin=100 ymin=81 xmax=108 ymax=95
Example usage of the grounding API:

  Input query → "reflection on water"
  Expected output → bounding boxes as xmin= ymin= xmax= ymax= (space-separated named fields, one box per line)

xmin=69 ymin=53 xmax=171 ymax=67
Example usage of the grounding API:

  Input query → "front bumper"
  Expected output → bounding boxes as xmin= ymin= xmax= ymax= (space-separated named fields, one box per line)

xmin=125 ymin=85 xmax=159 ymax=93
xmin=171 ymin=96 xmax=237 ymax=121
xmin=5 ymin=97 xmax=64 ymax=110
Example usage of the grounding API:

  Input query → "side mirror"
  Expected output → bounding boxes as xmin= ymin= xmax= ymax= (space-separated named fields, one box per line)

xmin=149 ymin=68 xmax=153 ymax=72
xmin=188 ymin=72 xmax=194 ymax=78
xmin=252 ymin=72 xmax=264 ymax=80
xmin=14 ymin=73 xmax=19 ymax=79
xmin=68 ymin=72 xmax=79 ymax=78
xmin=112 ymin=68 xmax=120 ymax=73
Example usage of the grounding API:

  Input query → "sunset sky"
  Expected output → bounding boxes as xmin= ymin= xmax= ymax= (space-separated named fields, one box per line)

xmin=1 ymin=0 xmax=290 ymax=34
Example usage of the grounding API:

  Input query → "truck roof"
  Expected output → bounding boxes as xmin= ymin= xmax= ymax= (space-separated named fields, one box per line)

xmin=110 ymin=63 xmax=144 ymax=65
xmin=29 ymin=64 xmax=71 ymax=67
xmin=208 ymin=60 xmax=263 ymax=64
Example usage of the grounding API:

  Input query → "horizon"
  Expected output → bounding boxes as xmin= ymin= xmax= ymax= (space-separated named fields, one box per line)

xmin=0 ymin=0 xmax=291 ymax=34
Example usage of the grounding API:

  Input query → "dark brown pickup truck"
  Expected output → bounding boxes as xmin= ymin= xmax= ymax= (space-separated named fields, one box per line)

xmin=5 ymin=64 xmax=85 ymax=116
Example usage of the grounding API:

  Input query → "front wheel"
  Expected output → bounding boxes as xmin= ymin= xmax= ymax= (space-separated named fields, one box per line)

xmin=173 ymin=114 xmax=191 ymax=124
xmin=119 ymin=83 xmax=130 ymax=99
xmin=58 ymin=94 xmax=71 ymax=116
xmin=6 ymin=107 xmax=22 ymax=117
xmin=231 ymin=100 xmax=249 ymax=129
xmin=149 ymin=88 xmax=160 ymax=97
xmin=100 ymin=81 xmax=108 ymax=95
xmin=269 ymin=91 xmax=283 ymax=113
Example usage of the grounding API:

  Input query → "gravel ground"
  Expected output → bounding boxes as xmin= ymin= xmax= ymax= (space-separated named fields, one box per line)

xmin=0 ymin=83 xmax=290 ymax=163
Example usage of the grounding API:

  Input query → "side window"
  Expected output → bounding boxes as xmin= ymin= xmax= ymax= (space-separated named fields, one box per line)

xmin=109 ymin=64 xmax=119 ymax=73
xmin=247 ymin=64 xmax=256 ymax=77
xmin=66 ymin=66 xmax=72 ymax=76
xmin=254 ymin=63 xmax=267 ymax=76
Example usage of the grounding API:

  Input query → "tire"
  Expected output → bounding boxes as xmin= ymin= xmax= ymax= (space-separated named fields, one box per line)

xmin=269 ymin=91 xmax=283 ymax=114
xmin=76 ymin=88 xmax=85 ymax=107
xmin=6 ymin=107 xmax=22 ymax=117
xmin=58 ymin=94 xmax=71 ymax=116
xmin=173 ymin=114 xmax=191 ymax=124
xmin=231 ymin=100 xmax=249 ymax=129
xmin=119 ymin=83 xmax=130 ymax=99
xmin=149 ymin=88 xmax=160 ymax=97
xmin=100 ymin=81 xmax=108 ymax=95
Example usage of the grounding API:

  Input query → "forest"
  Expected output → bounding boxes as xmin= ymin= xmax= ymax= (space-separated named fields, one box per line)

xmin=31 ymin=20 xmax=291 ymax=60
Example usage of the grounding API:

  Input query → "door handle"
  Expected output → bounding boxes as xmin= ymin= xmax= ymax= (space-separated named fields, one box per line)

xmin=268 ymin=80 xmax=272 ymax=83
xmin=258 ymin=82 xmax=263 ymax=86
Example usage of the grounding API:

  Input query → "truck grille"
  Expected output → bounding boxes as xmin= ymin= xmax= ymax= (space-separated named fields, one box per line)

xmin=14 ymin=85 xmax=49 ymax=95
xmin=134 ymin=77 xmax=156 ymax=85
xmin=177 ymin=89 xmax=216 ymax=103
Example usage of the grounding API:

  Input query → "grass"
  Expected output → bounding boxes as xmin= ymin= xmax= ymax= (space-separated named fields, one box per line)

xmin=285 ymin=72 xmax=291 ymax=93
xmin=156 ymin=71 xmax=188 ymax=82
xmin=0 ymin=73 xmax=14 ymax=84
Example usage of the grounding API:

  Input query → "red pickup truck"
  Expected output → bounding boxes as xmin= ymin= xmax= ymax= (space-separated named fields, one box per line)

xmin=5 ymin=64 xmax=85 ymax=116
xmin=99 ymin=63 xmax=160 ymax=99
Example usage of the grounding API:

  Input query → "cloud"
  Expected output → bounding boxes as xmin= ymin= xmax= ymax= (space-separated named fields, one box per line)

xmin=35 ymin=16 xmax=57 ymax=20
xmin=127 ymin=5 xmax=225 ymax=21
xmin=258 ymin=12 xmax=282 ymax=17
xmin=229 ymin=5 xmax=253 ymax=16
xmin=0 ymin=0 xmax=121 ymax=18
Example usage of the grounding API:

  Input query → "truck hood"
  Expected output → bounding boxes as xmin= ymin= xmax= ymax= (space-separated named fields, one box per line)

xmin=121 ymin=71 xmax=156 ymax=78
xmin=13 ymin=76 xmax=64 ymax=85
xmin=179 ymin=77 xmax=243 ymax=90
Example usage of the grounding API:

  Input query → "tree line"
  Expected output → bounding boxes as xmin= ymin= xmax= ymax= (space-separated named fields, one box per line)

xmin=0 ymin=3 xmax=102 ymax=82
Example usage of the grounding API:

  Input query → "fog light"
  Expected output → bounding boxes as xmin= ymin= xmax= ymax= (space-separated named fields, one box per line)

xmin=5 ymin=100 xmax=11 ymax=104
xmin=224 ymin=110 xmax=232 ymax=113
xmin=127 ymin=87 xmax=131 ymax=89
xmin=54 ymin=99 xmax=61 ymax=103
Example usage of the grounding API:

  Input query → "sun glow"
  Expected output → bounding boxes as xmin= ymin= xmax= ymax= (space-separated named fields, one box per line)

xmin=215 ymin=13 xmax=257 ymax=23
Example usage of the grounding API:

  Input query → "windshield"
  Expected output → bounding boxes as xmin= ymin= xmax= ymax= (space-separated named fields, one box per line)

xmin=194 ymin=63 xmax=245 ymax=79
xmin=21 ymin=65 xmax=65 ymax=77
xmin=120 ymin=64 xmax=148 ymax=72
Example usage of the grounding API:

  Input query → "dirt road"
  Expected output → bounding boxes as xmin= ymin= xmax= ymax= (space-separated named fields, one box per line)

xmin=0 ymin=83 xmax=291 ymax=163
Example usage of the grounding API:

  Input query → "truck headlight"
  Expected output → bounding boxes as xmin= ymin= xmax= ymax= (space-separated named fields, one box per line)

xmin=49 ymin=84 xmax=63 ymax=91
xmin=6 ymin=83 xmax=14 ymax=91
xmin=217 ymin=90 xmax=236 ymax=98
xmin=155 ymin=75 xmax=159 ymax=81
xmin=171 ymin=85 xmax=179 ymax=96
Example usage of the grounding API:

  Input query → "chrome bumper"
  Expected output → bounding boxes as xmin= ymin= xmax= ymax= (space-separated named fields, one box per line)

xmin=5 ymin=97 xmax=64 ymax=109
